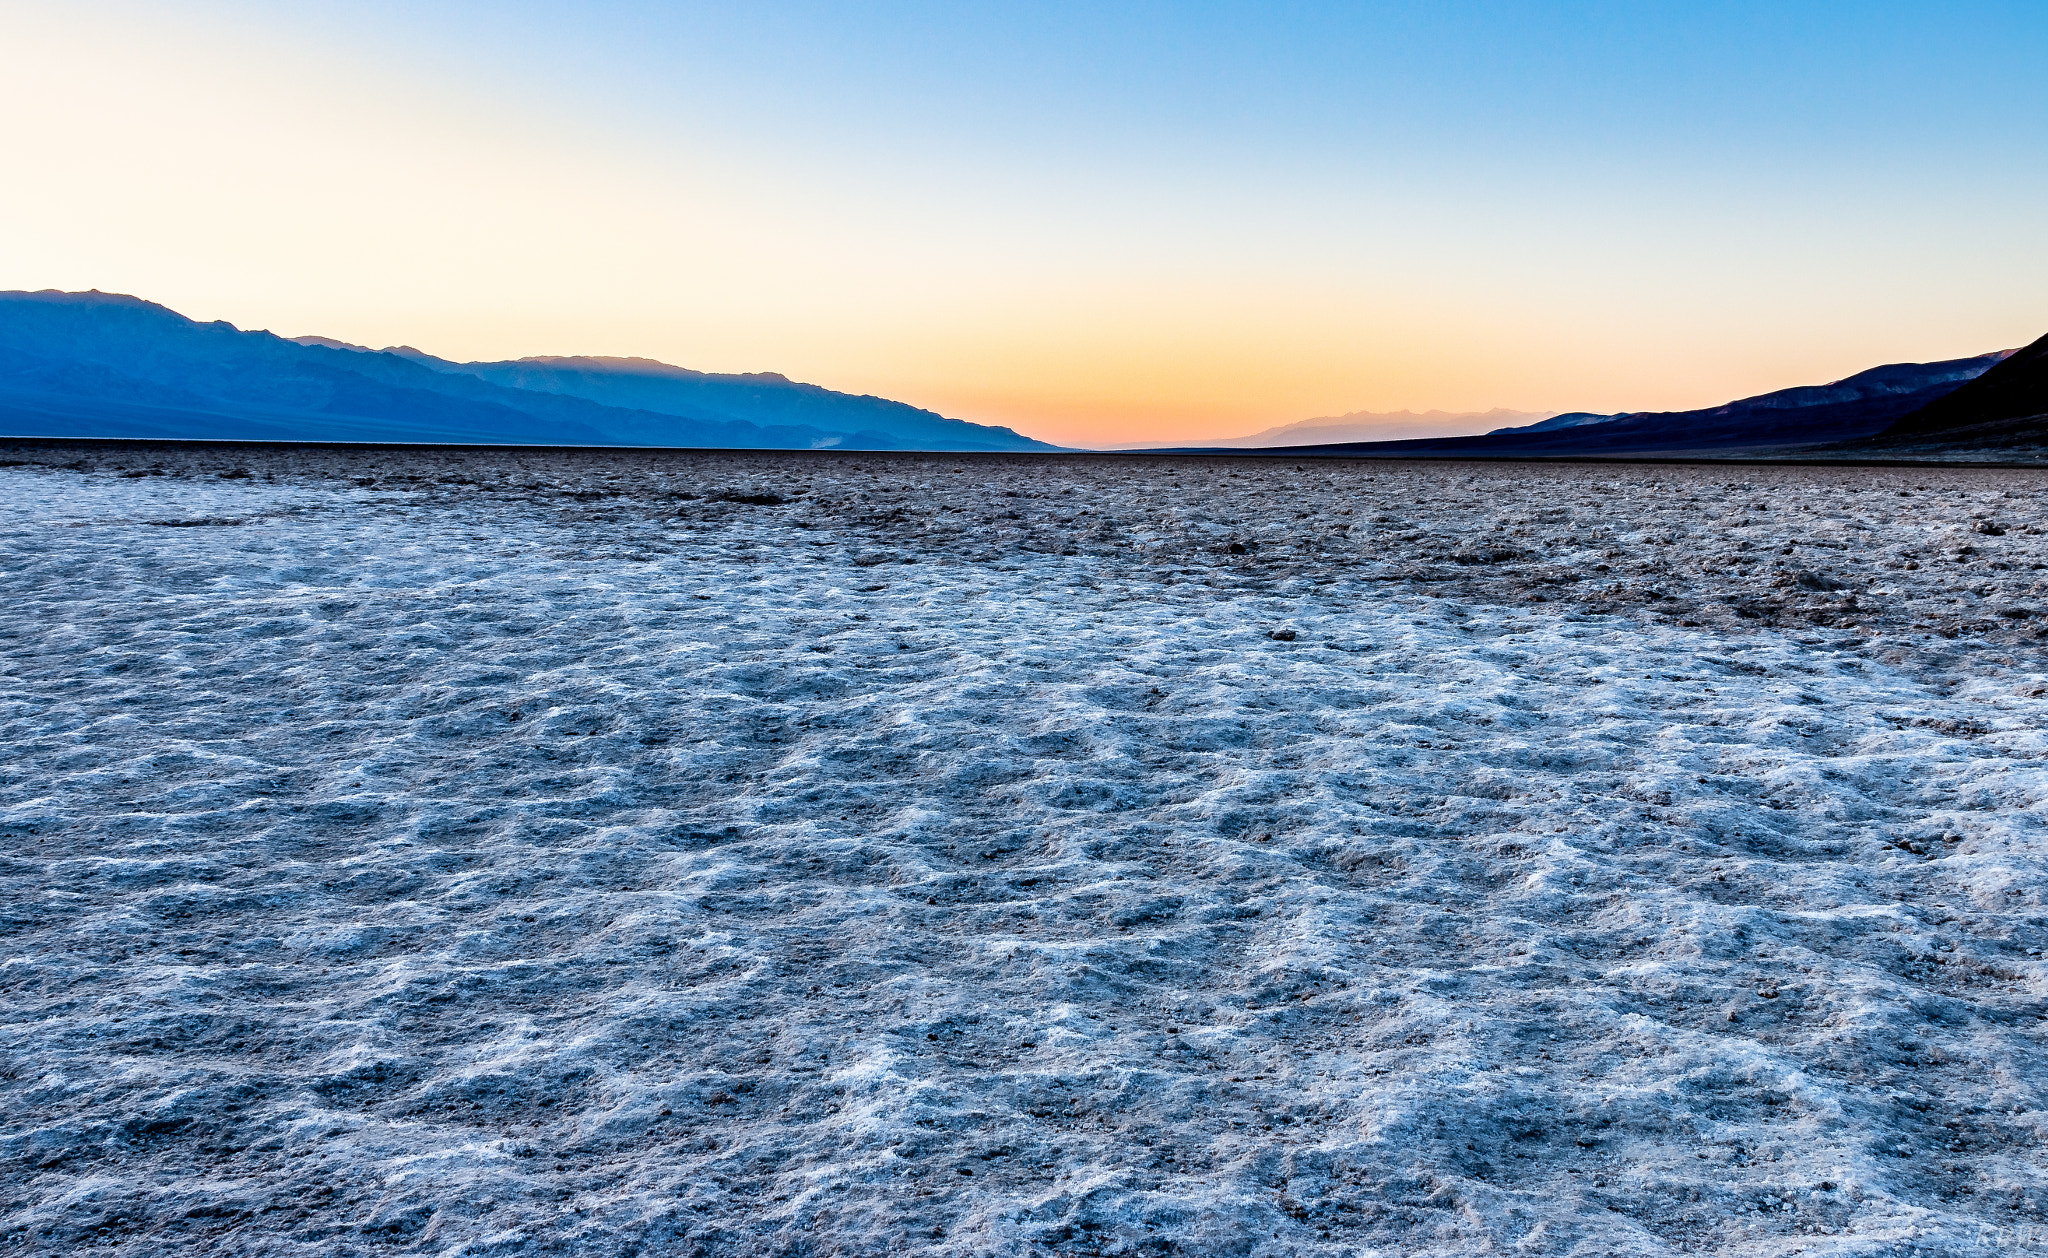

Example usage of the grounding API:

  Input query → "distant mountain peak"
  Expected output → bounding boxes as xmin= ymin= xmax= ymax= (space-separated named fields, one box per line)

xmin=287 ymin=337 xmax=452 ymax=368
xmin=3 ymin=288 xmax=177 ymax=313
xmin=518 ymin=354 xmax=682 ymax=369
xmin=506 ymin=355 xmax=799 ymax=387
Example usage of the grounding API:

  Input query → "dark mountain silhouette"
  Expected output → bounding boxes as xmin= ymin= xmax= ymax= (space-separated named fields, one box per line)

xmin=1486 ymin=411 xmax=1622 ymax=434
xmin=1163 ymin=350 xmax=2010 ymax=458
xmin=1870 ymin=330 xmax=2048 ymax=450
xmin=0 ymin=291 xmax=1060 ymax=450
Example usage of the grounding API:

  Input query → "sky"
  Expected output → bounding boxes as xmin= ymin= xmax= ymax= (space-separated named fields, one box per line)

xmin=3 ymin=1 xmax=2044 ymax=448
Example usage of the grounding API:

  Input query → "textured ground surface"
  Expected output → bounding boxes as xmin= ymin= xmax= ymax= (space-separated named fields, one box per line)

xmin=4 ymin=442 xmax=2048 ymax=1257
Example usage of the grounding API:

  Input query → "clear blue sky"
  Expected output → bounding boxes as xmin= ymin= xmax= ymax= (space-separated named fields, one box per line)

xmin=7 ymin=0 xmax=2044 ymax=443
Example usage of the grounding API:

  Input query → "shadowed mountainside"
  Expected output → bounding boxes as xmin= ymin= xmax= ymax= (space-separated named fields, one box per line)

xmin=1868 ymin=330 xmax=2048 ymax=451
xmin=0 ymin=291 xmax=1059 ymax=451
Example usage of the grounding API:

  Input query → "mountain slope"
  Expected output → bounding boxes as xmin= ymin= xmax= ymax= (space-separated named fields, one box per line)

xmin=1487 ymin=411 xmax=1622 ymax=434
xmin=1171 ymin=350 xmax=2009 ymax=458
xmin=421 ymin=355 xmax=1055 ymax=453
xmin=1872 ymin=330 xmax=2048 ymax=449
xmin=0 ymin=294 xmax=614 ymax=444
xmin=0 ymin=291 xmax=1058 ymax=450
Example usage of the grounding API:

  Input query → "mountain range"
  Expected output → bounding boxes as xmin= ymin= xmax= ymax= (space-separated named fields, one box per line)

xmin=0 ymin=290 xmax=1058 ymax=452
xmin=1168 ymin=349 xmax=2016 ymax=458
xmin=1866 ymin=330 xmax=2048 ymax=452
xmin=3 ymin=288 xmax=2038 ymax=460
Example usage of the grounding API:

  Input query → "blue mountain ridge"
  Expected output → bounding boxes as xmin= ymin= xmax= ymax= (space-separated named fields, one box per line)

xmin=0 ymin=291 xmax=1060 ymax=451
xmin=407 ymin=353 xmax=1042 ymax=452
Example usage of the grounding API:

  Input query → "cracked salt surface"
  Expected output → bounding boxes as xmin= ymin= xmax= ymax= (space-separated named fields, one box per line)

xmin=3 ymin=445 xmax=2048 ymax=1257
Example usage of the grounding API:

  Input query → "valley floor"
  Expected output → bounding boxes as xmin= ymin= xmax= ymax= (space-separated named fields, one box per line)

xmin=3 ymin=444 xmax=2048 ymax=1256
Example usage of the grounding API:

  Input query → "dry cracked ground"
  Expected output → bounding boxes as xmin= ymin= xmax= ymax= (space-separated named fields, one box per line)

xmin=3 ymin=441 xmax=2048 ymax=1258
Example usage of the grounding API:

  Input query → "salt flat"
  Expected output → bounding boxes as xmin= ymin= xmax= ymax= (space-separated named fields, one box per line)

xmin=3 ymin=444 xmax=2048 ymax=1257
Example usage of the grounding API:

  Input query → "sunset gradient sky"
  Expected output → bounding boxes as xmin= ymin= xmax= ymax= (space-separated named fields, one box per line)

xmin=4 ymin=1 xmax=2044 ymax=447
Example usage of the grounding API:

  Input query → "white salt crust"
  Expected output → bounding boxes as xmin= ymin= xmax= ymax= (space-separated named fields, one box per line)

xmin=2 ymin=447 xmax=2047 ymax=1257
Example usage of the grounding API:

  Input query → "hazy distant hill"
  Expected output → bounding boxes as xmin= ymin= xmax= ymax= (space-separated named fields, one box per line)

xmin=1870 ymin=331 xmax=2048 ymax=451
xmin=0 ymin=291 xmax=1060 ymax=451
xmin=1174 ymin=350 xmax=2010 ymax=458
xmin=1114 ymin=408 xmax=1554 ymax=449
